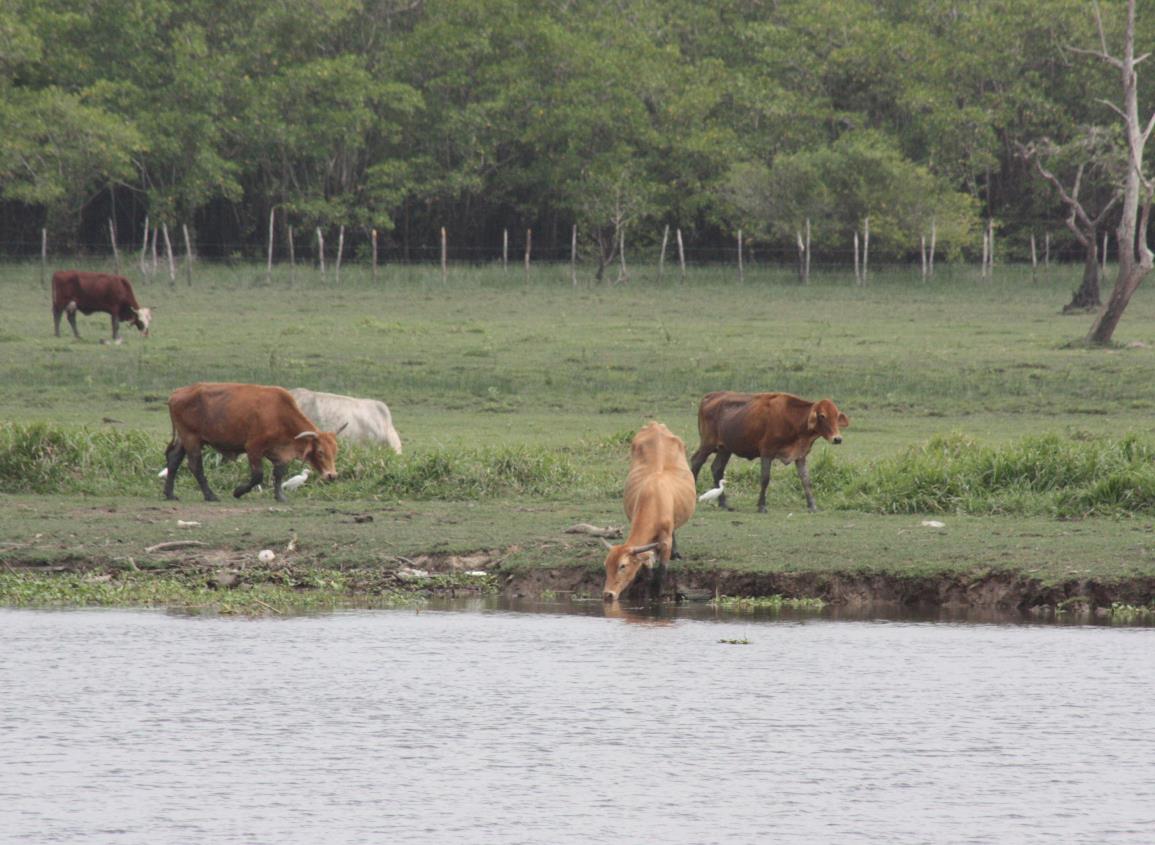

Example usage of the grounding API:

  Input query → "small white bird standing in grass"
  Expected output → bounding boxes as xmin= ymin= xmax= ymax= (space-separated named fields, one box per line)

xmin=698 ymin=478 xmax=726 ymax=503
xmin=158 ymin=467 xmax=168 ymax=479
xmin=282 ymin=468 xmax=310 ymax=493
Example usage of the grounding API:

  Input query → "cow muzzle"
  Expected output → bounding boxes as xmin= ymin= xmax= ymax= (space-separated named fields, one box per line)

xmin=832 ymin=435 xmax=843 ymax=445
xmin=603 ymin=591 xmax=619 ymax=602
xmin=322 ymin=471 xmax=338 ymax=482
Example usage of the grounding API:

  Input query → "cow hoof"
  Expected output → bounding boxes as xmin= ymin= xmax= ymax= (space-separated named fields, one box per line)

xmin=232 ymin=488 xmax=247 ymax=498
xmin=204 ymin=494 xmax=220 ymax=502
xmin=165 ymin=494 xmax=179 ymax=501
xmin=758 ymin=506 xmax=768 ymax=514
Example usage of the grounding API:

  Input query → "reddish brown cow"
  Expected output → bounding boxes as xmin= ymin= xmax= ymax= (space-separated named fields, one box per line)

xmin=164 ymin=383 xmax=343 ymax=503
xmin=52 ymin=270 xmax=152 ymax=343
xmin=602 ymin=422 xmax=697 ymax=602
xmin=690 ymin=391 xmax=849 ymax=513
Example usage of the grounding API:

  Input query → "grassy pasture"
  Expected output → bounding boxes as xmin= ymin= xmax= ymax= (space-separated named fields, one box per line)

xmin=3 ymin=259 xmax=1155 ymax=611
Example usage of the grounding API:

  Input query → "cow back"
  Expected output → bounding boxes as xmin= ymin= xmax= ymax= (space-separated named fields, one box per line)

xmin=624 ymin=422 xmax=695 ymax=529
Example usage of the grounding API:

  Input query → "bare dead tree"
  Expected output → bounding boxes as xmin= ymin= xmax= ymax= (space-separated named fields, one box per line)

xmin=1019 ymin=138 xmax=1120 ymax=312
xmin=1070 ymin=0 xmax=1155 ymax=343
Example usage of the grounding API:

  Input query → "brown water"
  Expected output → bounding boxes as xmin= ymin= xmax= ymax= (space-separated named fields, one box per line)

xmin=2 ymin=604 xmax=1153 ymax=844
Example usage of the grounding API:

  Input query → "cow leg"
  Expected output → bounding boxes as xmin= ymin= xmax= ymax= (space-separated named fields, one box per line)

xmin=163 ymin=441 xmax=185 ymax=500
xmin=233 ymin=453 xmax=264 ymax=499
xmin=66 ymin=302 xmax=80 ymax=339
xmin=110 ymin=315 xmax=120 ymax=342
xmin=272 ymin=462 xmax=288 ymax=503
xmin=689 ymin=443 xmax=714 ymax=481
xmin=52 ymin=306 xmax=63 ymax=337
xmin=711 ymin=451 xmax=733 ymax=509
xmin=670 ymin=532 xmax=682 ymax=561
xmin=796 ymin=457 xmax=817 ymax=512
xmin=757 ymin=456 xmax=773 ymax=513
xmin=187 ymin=449 xmax=219 ymax=501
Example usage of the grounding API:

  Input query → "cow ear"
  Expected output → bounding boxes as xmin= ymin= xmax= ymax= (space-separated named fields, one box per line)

xmin=837 ymin=412 xmax=849 ymax=428
xmin=808 ymin=408 xmax=818 ymax=430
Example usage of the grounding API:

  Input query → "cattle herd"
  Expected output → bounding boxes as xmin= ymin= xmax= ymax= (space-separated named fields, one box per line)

xmin=51 ymin=269 xmax=849 ymax=603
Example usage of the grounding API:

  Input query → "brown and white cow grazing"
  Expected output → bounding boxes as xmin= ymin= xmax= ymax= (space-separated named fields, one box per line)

xmin=52 ymin=270 xmax=152 ymax=343
xmin=602 ymin=421 xmax=696 ymax=603
xmin=690 ymin=391 xmax=849 ymax=513
xmin=164 ymin=382 xmax=343 ymax=503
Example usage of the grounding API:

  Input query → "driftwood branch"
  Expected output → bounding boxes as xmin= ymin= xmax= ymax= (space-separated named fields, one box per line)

xmin=145 ymin=540 xmax=209 ymax=553
xmin=564 ymin=523 xmax=623 ymax=539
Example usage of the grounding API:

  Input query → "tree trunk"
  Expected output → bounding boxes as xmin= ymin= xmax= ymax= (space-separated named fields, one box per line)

xmin=1064 ymin=238 xmax=1102 ymax=313
xmin=1087 ymin=0 xmax=1153 ymax=344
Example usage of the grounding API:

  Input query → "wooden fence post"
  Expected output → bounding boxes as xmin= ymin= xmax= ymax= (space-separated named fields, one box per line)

xmin=150 ymin=223 xmax=159 ymax=275
xmin=109 ymin=219 xmax=121 ymax=274
xmin=658 ymin=224 xmax=669 ymax=284
xmin=139 ymin=215 xmax=149 ymax=276
xmin=921 ymin=234 xmax=928 ymax=281
xmin=737 ymin=229 xmax=744 ymax=283
xmin=797 ymin=230 xmax=805 ymax=283
xmin=853 ymin=231 xmax=861 ymax=285
xmin=929 ymin=218 xmax=937 ymax=278
xmin=40 ymin=228 xmax=47 ymax=288
xmin=1044 ymin=231 xmax=1050 ymax=267
xmin=524 ymin=228 xmax=532 ymax=284
xmin=502 ymin=228 xmax=509 ymax=272
xmin=371 ymin=228 xmax=379 ymax=284
xmin=1031 ymin=233 xmax=1038 ymax=276
xmin=162 ymin=223 xmax=176 ymax=285
xmin=182 ymin=224 xmax=194 ymax=286
xmin=676 ymin=228 xmax=686 ymax=283
xmin=441 ymin=226 xmax=448 ymax=284
xmin=316 ymin=227 xmax=326 ymax=280
xmin=335 ymin=224 xmax=345 ymax=285
xmin=862 ymin=217 xmax=870 ymax=285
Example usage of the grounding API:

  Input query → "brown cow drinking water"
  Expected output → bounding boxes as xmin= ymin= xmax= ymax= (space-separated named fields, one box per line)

xmin=690 ymin=391 xmax=849 ymax=513
xmin=602 ymin=422 xmax=697 ymax=602
xmin=163 ymin=382 xmax=343 ymax=503
xmin=51 ymin=270 xmax=152 ymax=343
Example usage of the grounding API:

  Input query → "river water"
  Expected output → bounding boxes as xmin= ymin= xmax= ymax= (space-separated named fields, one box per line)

xmin=2 ymin=603 xmax=1153 ymax=844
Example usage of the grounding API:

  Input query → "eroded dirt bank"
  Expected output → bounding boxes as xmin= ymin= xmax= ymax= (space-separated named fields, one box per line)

xmin=5 ymin=548 xmax=1155 ymax=615
xmin=499 ymin=563 xmax=1155 ymax=614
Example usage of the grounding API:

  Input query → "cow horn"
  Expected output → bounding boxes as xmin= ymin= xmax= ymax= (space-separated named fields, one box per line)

xmin=335 ymin=422 xmax=349 ymax=435
xmin=600 ymin=538 xmax=615 ymax=550
xmin=628 ymin=542 xmax=661 ymax=555
xmin=295 ymin=431 xmax=319 ymax=440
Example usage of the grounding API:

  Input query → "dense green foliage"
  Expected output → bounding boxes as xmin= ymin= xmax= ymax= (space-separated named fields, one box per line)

xmin=1 ymin=0 xmax=1145 ymax=262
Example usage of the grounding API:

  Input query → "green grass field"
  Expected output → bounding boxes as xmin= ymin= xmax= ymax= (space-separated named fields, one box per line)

xmin=3 ymin=258 xmax=1155 ymax=612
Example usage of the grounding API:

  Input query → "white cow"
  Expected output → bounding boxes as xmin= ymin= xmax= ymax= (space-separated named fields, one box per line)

xmin=288 ymin=388 xmax=402 ymax=454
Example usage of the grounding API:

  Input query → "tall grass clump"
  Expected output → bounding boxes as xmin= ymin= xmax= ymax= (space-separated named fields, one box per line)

xmin=327 ymin=442 xmax=598 ymax=500
xmin=842 ymin=432 xmax=1155 ymax=516
xmin=0 ymin=422 xmax=161 ymax=494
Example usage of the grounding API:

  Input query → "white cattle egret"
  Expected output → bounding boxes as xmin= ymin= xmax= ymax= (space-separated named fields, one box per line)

xmin=258 ymin=549 xmax=276 ymax=563
xmin=698 ymin=478 xmax=726 ymax=503
xmin=921 ymin=519 xmax=946 ymax=529
xmin=158 ymin=467 xmax=168 ymax=478
xmin=282 ymin=468 xmax=310 ymax=492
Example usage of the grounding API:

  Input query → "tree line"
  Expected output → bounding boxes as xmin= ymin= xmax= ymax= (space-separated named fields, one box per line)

xmin=0 ymin=0 xmax=1148 ymax=270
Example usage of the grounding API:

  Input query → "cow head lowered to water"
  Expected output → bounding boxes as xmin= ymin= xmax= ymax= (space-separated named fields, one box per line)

xmin=601 ymin=422 xmax=696 ymax=603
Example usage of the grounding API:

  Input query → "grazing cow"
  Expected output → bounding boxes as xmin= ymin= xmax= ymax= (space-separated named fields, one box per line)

xmin=602 ymin=422 xmax=696 ymax=603
xmin=51 ymin=270 xmax=152 ymax=343
xmin=690 ymin=391 xmax=849 ymax=513
xmin=288 ymin=388 xmax=402 ymax=453
xmin=163 ymin=382 xmax=343 ymax=503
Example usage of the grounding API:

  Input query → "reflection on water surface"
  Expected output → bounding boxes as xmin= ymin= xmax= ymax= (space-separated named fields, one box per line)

xmin=2 ymin=605 xmax=1153 ymax=844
